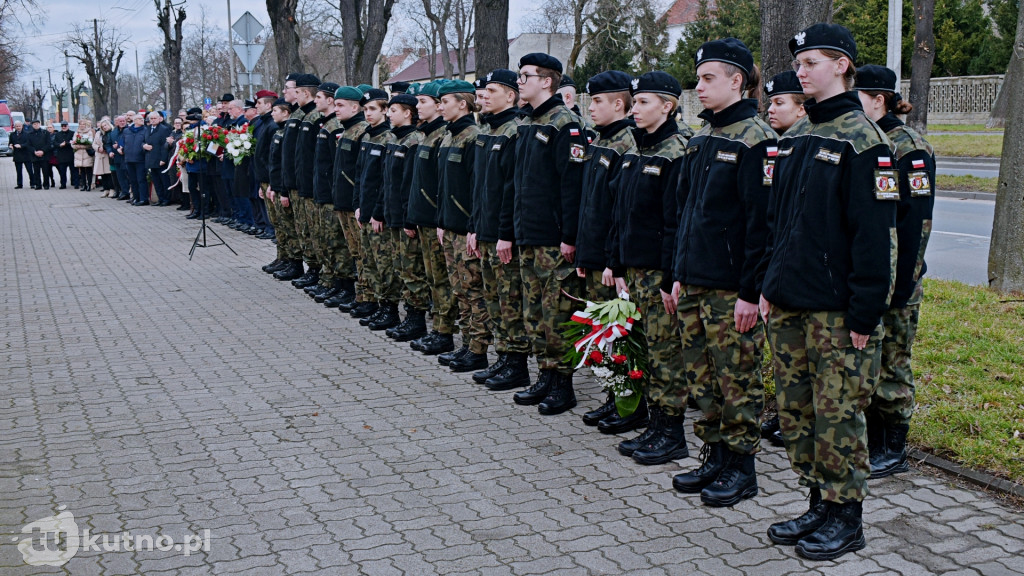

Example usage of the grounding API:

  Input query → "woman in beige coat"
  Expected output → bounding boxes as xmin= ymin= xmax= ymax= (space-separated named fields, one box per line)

xmin=93 ymin=119 xmax=113 ymax=196
xmin=72 ymin=119 xmax=96 ymax=191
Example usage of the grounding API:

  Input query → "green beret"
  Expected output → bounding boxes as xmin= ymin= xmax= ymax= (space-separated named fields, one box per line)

xmin=418 ymin=81 xmax=442 ymax=99
xmin=356 ymin=84 xmax=373 ymax=94
xmin=334 ymin=86 xmax=365 ymax=101
xmin=406 ymin=83 xmax=421 ymax=96
xmin=438 ymin=80 xmax=475 ymax=96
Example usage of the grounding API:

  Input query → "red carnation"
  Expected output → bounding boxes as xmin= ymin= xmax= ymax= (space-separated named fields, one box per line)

xmin=612 ymin=354 xmax=627 ymax=365
xmin=589 ymin=350 xmax=604 ymax=364
xmin=628 ymin=369 xmax=644 ymax=380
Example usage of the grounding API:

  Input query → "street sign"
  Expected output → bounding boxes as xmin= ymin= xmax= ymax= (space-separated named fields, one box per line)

xmin=203 ymin=97 xmax=212 ymax=106
xmin=233 ymin=43 xmax=265 ymax=72
xmin=237 ymin=73 xmax=263 ymax=86
xmin=232 ymin=11 xmax=263 ymax=43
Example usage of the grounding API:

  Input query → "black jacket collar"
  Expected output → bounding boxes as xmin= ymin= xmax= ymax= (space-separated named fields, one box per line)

xmin=342 ymin=112 xmax=365 ymax=130
xmin=529 ymin=93 xmax=565 ymax=119
xmin=633 ymin=117 xmax=680 ymax=150
xmin=804 ymin=91 xmax=863 ymax=124
xmin=300 ymin=101 xmax=316 ymax=114
xmin=419 ymin=116 xmax=446 ymax=136
xmin=392 ymin=124 xmax=417 ymax=139
xmin=876 ymin=112 xmax=903 ymax=132
xmin=698 ymin=98 xmax=758 ymax=127
xmin=596 ymin=117 xmax=635 ymax=140
xmin=366 ymin=120 xmax=390 ymax=138
xmin=446 ymin=113 xmax=476 ymax=136
xmin=484 ymin=107 xmax=518 ymax=129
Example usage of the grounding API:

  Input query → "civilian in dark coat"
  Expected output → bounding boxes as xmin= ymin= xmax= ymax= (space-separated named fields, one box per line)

xmin=53 ymin=122 xmax=75 ymax=188
xmin=26 ymin=121 xmax=52 ymax=189
xmin=143 ymin=112 xmax=173 ymax=205
xmin=10 ymin=121 xmax=35 ymax=188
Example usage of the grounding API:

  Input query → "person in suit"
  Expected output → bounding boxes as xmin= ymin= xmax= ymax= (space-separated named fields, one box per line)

xmin=27 ymin=120 xmax=52 ymax=189
xmin=143 ymin=112 xmax=173 ymax=205
xmin=10 ymin=121 xmax=35 ymax=188
xmin=53 ymin=121 xmax=75 ymax=189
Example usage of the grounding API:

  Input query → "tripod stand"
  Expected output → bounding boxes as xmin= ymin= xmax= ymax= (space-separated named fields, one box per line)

xmin=189 ymin=189 xmax=237 ymax=260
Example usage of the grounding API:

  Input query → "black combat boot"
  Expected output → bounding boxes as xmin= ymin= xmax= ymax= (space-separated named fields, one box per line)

xmin=410 ymin=330 xmax=438 ymax=352
xmin=538 ymin=373 xmax=577 ymax=415
xmin=472 ymin=353 xmax=507 ymax=384
xmin=618 ymin=404 xmax=663 ymax=457
xmin=767 ymin=487 xmax=827 ymax=545
xmin=485 ymin=352 xmax=531 ymax=391
xmin=512 ymin=370 xmax=553 ymax=406
xmin=391 ymin=310 xmax=428 ymax=342
xmin=673 ymin=442 xmax=727 ymax=493
xmin=582 ymin=392 xmax=617 ymax=426
xmin=369 ymin=302 xmax=401 ymax=331
xmin=273 ymin=260 xmax=304 ymax=281
xmin=420 ymin=332 xmax=455 ymax=355
xmin=360 ymin=303 xmax=387 ymax=326
xmin=450 ymin=351 xmax=489 ymax=373
xmin=262 ymin=258 xmax=283 ymax=273
xmin=795 ymin=500 xmax=866 ymax=561
xmin=631 ymin=412 xmax=689 ymax=465
xmin=315 ymin=281 xmax=342 ymax=303
xmin=291 ymin=268 xmax=319 ymax=289
xmin=386 ymin=305 xmax=414 ymax=338
xmin=327 ymin=279 xmax=356 ymax=309
xmin=306 ymin=282 xmax=330 ymax=298
xmin=870 ymin=422 xmax=910 ymax=479
xmin=761 ymin=415 xmax=785 ymax=447
xmin=598 ymin=396 xmax=649 ymax=434
xmin=700 ymin=452 xmax=758 ymax=507
xmin=349 ymin=301 xmax=378 ymax=319
xmin=438 ymin=345 xmax=469 ymax=366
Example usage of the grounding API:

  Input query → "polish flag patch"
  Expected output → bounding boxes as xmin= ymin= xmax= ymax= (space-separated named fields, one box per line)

xmin=569 ymin=128 xmax=580 ymax=136
xmin=912 ymin=159 xmax=925 ymax=169
xmin=877 ymin=156 xmax=892 ymax=167
xmin=766 ymin=146 xmax=778 ymax=158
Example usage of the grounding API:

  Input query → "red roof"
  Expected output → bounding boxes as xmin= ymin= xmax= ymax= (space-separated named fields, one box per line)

xmin=386 ymin=48 xmax=477 ymax=84
xmin=662 ymin=0 xmax=708 ymax=26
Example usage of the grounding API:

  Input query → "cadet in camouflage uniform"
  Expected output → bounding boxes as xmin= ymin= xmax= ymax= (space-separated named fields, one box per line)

xmin=379 ymin=93 xmax=428 ymax=340
xmin=309 ymin=83 xmax=350 ymax=305
xmin=468 ymin=69 xmax=532 ymax=391
xmin=667 ymin=39 xmax=775 ymax=508
xmin=298 ymin=82 xmax=339 ymax=298
xmin=264 ymin=99 xmax=294 ymax=276
xmin=406 ymin=81 xmax=457 ymax=356
xmin=855 ymin=65 xmax=935 ymax=479
xmin=607 ymin=71 xmax=689 ymax=465
xmin=352 ymin=89 xmax=393 ymax=325
xmin=331 ymin=86 xmax=369 ymax=314
xmin=511 ymin=53 xmax=588 ymax=416
xmin=573 ymin=71 xmax=641 ymax=432
xmin=286 ymin=74 xmax=324 ymax=290
xmin=271 ymin=75 xmax=307 ymax=281
xmin=758 ymin=24 xmax=897 ymax=561
xmin=435 ymin=80 xmax=491 ymax=372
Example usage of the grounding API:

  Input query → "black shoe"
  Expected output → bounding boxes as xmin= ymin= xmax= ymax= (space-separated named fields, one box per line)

xmin=338 ymin=295 xmax=360 ymax=312
xmin=411 ymin=330 xmax=439 ymax=352
xmin=618 ymin=405 xmax=663 ymax=457
xmin=583 ymin=392 xmax=617 ymax=426
xmin=795 ymin=501 xmax=866 ymax=561
xmin=273 ymin=260 xmax=304 ymax=281
xmin=256 ymin=230 xmax=274 ymax=239
xmin=292 ymin=270 xmax=319 ymax=289
xmin=673 ymin=442 xmax=727 ymax=494
xmin=512 ymin=370 xmax=553 ymax=406
xmin=870 ymin=422 xmax=910 ymax=479
xmin=262 ymin=258 xmax=284 ymax=273
xmin=306 ymin=283 xmax=331 ymax=298
xmin=597 ymin=396 xmax=649 ymax=434
xmin=315 ymin=285 xmax=342 ymax=304
xmin=349 ymin=301 xmax=378 ymax=319
xmin=59 ymin=185 xmax=67 ymax=189
xmin=632 ymin=412 xmax=689 ymax=465
xmin=246 ymin=227 xmax=261 ymax=235
xmin=485 ymin=353 xmax=531 ymax=391
xmin=185 ymin=212 xmax=199 ymax=219
xmin=420 ymin=332 xmax=454 ymax=355
xmin=538 ymin=373 xmax=577 ymax=415
xmin=450 ymin=351 xmax=489 ymax=373
xmin=472 ymin=353 xmax=507 ymax=384
xmin=761 ymin=415 xmax=786 ymax=448
xmin=700 ymin=452 xmax=758 ymax=507
xmin=360 ymin=303 xmax=387 ymax=326
xmin=438 ymin=345 xmax=469 ymax=366
xmin=324 ymin=283 xmax=355 ymax=309
xmin=768 ymin=487 xmax=828 ymax=545
xmin=177 ymin=204 xmax=191 ymax=211
xmin=368 ymin=302 xmax=401 ymax=331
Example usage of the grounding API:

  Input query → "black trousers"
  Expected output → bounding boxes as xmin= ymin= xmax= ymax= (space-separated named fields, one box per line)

xmin=56 ymin=162 xmax=72 ymax=187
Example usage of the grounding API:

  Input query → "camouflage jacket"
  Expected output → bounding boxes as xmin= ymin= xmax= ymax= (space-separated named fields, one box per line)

xmin=268 ymin=126 xmax=286 ymax=192
xmin=471 ymin=107 xmax=518 ymax=243
xmin=331 ymin=113 xmax=368 ymax=212
xmin=296 ymin=108 xmax=329 ymax=198
xmin=280 ymin=101 xmax=310 ymax=194
xmin=672 ymin=99 xmax=777 ymax=303
xmin=759 ymin=91 xmax=897 ymax=335
xmin=576 ymin=117 xmax=635 ymax=271
xmin=406 ymin=116 xmax=448 ymax=229
xmin=437 ymin=114 xmax=480 ymax=235
xmin=379 ymin=125 xmax=423 ymax=227
xmin=355 ymin=120 xmax=391 ymax=223
xmin=313 ymin=114 xmax=342 ymax=205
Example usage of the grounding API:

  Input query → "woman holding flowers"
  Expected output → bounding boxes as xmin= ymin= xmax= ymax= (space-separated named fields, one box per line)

xmin=72 ymin=119 xmax=96 ymax=191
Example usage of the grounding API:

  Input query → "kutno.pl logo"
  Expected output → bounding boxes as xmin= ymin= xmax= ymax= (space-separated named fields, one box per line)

xmin=15 ymin=506 xmax=211 ymax=567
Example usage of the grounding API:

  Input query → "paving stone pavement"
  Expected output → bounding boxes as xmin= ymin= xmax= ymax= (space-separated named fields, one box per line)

xmin=1 ymin=159 xmax=1022 ymax=576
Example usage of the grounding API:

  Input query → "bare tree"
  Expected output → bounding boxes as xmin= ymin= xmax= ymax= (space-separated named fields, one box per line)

xmin=422 ymin=0 xmax=456 ymax=78
xmin=267 ymin=0 xmax=303 ymax=76
xmin=906 ymin=0 xmax=935 ymax=133
xmin=293 ymin=0 xmax=348 ymax=82
xmin=474 ymin=0 xmax=509 ymax=76
xmin=987 ymin=0 xmax=1024 ymax=292
xmin=156 ymin=0 xmax=186 ymax=113
xmin=759 ymin=0 xmax=833 ymax=94
xmin=339 ymin=0 xmax=398 ymax=85
xmin=63 ymin=20 xmax=126 ymax=119
xmin=179 ymin=6 xmax=232 ymax=107
xmin=0 ymin=0 xmax=42 ymax=93
xmin=451 ymin=0 xmax=474 ymax=79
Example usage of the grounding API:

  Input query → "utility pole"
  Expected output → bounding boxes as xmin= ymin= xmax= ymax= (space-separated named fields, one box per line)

xmin=64 ymin=53 xmax=73 ymax=122
xmin=136 ymin=48 xmax=142 ymax=111
xmin=227 ymin=0 xmax=236 ymax=95
xmin=887 ymin=0 xmax=903 ymax=80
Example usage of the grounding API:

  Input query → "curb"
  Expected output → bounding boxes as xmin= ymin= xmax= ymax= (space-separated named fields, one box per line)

xmin=909 ymin=448 xmax=1024 ymax=499
xmin=936 ymin=189 xmax=997 ymax=201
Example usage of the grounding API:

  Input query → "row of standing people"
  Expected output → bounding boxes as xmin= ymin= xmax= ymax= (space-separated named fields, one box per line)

xmin=9 ymin=118 xmax=113 ymax=191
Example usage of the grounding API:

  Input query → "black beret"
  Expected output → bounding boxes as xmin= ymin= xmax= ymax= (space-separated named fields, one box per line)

xmin=360 ymin=88 xmax=389 ymax=106
xmin=219 ymin=93 xmax=235 ymax=102
xmin=244 ymin=99 xmax=256 ymax=109
xmin=389 ymin=94 xmax=418 ymax=108
xmin=317 ymin=82 xmax=341 ymax=96
xmin=765 ymin=70 xmax=804 ymax=97
xmin=187 ymin=107 xmax=203 ymax=115
xmin=272 ymin=98 xmax=289 ymax=108
xmin=630 ymin=71 xmax=682 ymax=98
xmin=185 ymin=113 xmax=202 ymax=122
xmin=483 ymin=69 xmax=519 ymax=91
xmin=390 ymin=81 xmax=410 ymax=94
xmin=518 ymin=52 xmax=562 ymax=74
xmin=293 ymin=73 xmax=321 ymax=88
xmin=559 ymin=74 xmax=576 ymax=89
xmin=473 ymin=78 xmax=485 ymax=90
xmin=695 ymin=37 xmax=754 ymax=77
xmin=585 ymin=70 xmax=633 ymax=95
xmin=789 ymin=23 xmax=857 ymax=62
xmin=855 ymin=65 xmax=898 ymax=92
xmin=285 ymin=73 xmax=299 ymax=81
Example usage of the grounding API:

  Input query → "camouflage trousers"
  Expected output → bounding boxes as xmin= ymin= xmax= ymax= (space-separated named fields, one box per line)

xmin=273 ymin=193 xmax=302 ymax=261
xmin=420 ymin=226 xmax=457 ymax=334
xmin=337 ymin=212 xmax=365 ymax=302
xmin=768 ymin=307 xmax=883 ymax=503
xmin=677 ymin=286 xmax=765 ymax=454
xmin=291 ymin=195 xmax=320 ymax=269
xmin=519 ymin=246 xmax=582 ymax=374
xmin=397 ymin=229 xmax=430 ymax=311
xmin=443 ymin=231 xmax=491 ymax=354
xmin=260 ymin=184 xmax=283 ymax=261
xmin=870 ymin=282 xmax=923 ymax=426
xmin=315 ymin=203 xmax=351 ymax=284
xmin=359 ymin=224 xmax=383 ymax=301
xmin=582 ymin=268 xmax=616 ymax=302
xmin=627 ymin=269 xmax=686 ymax=416
xmin=480 ymin=241 xmax=529 ymax=355
xmin=373 ymin=227 xmax=404 ymax=303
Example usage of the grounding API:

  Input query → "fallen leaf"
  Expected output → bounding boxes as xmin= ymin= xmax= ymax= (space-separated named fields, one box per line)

xmin=364 ymin=425 xmax=372 ymax=430
xmin=311 ymin=412 xmax=318 ymax=417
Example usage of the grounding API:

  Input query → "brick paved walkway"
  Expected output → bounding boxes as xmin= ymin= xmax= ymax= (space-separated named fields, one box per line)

xmin=1 ymin=160 xmax=1022 ymax=575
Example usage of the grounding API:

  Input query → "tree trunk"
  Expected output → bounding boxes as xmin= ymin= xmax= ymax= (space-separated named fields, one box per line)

xmin=906 ymin=0 xmax=935 ymax=133
xmin=987 ymin=66 xmax=1013 ymax=129
xmin=759 ymin=0 xmax=833 ymax=96
xmin=156 ymin=0 xmax=186 ymax=114
xmin=474 ymin=0 xmax=509 ymax=76
xmin=566 ymin=0 xmax=590 ymax=76
xmin=340 ymin=0 xmax=398 ymax=85
xmin=987 ymin=0 xmax=1024 ymax=292
xmin=422 ymin=0 xmax=455 ymax=78
xmin=267 ymin=0 xmax=303 ymax=77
